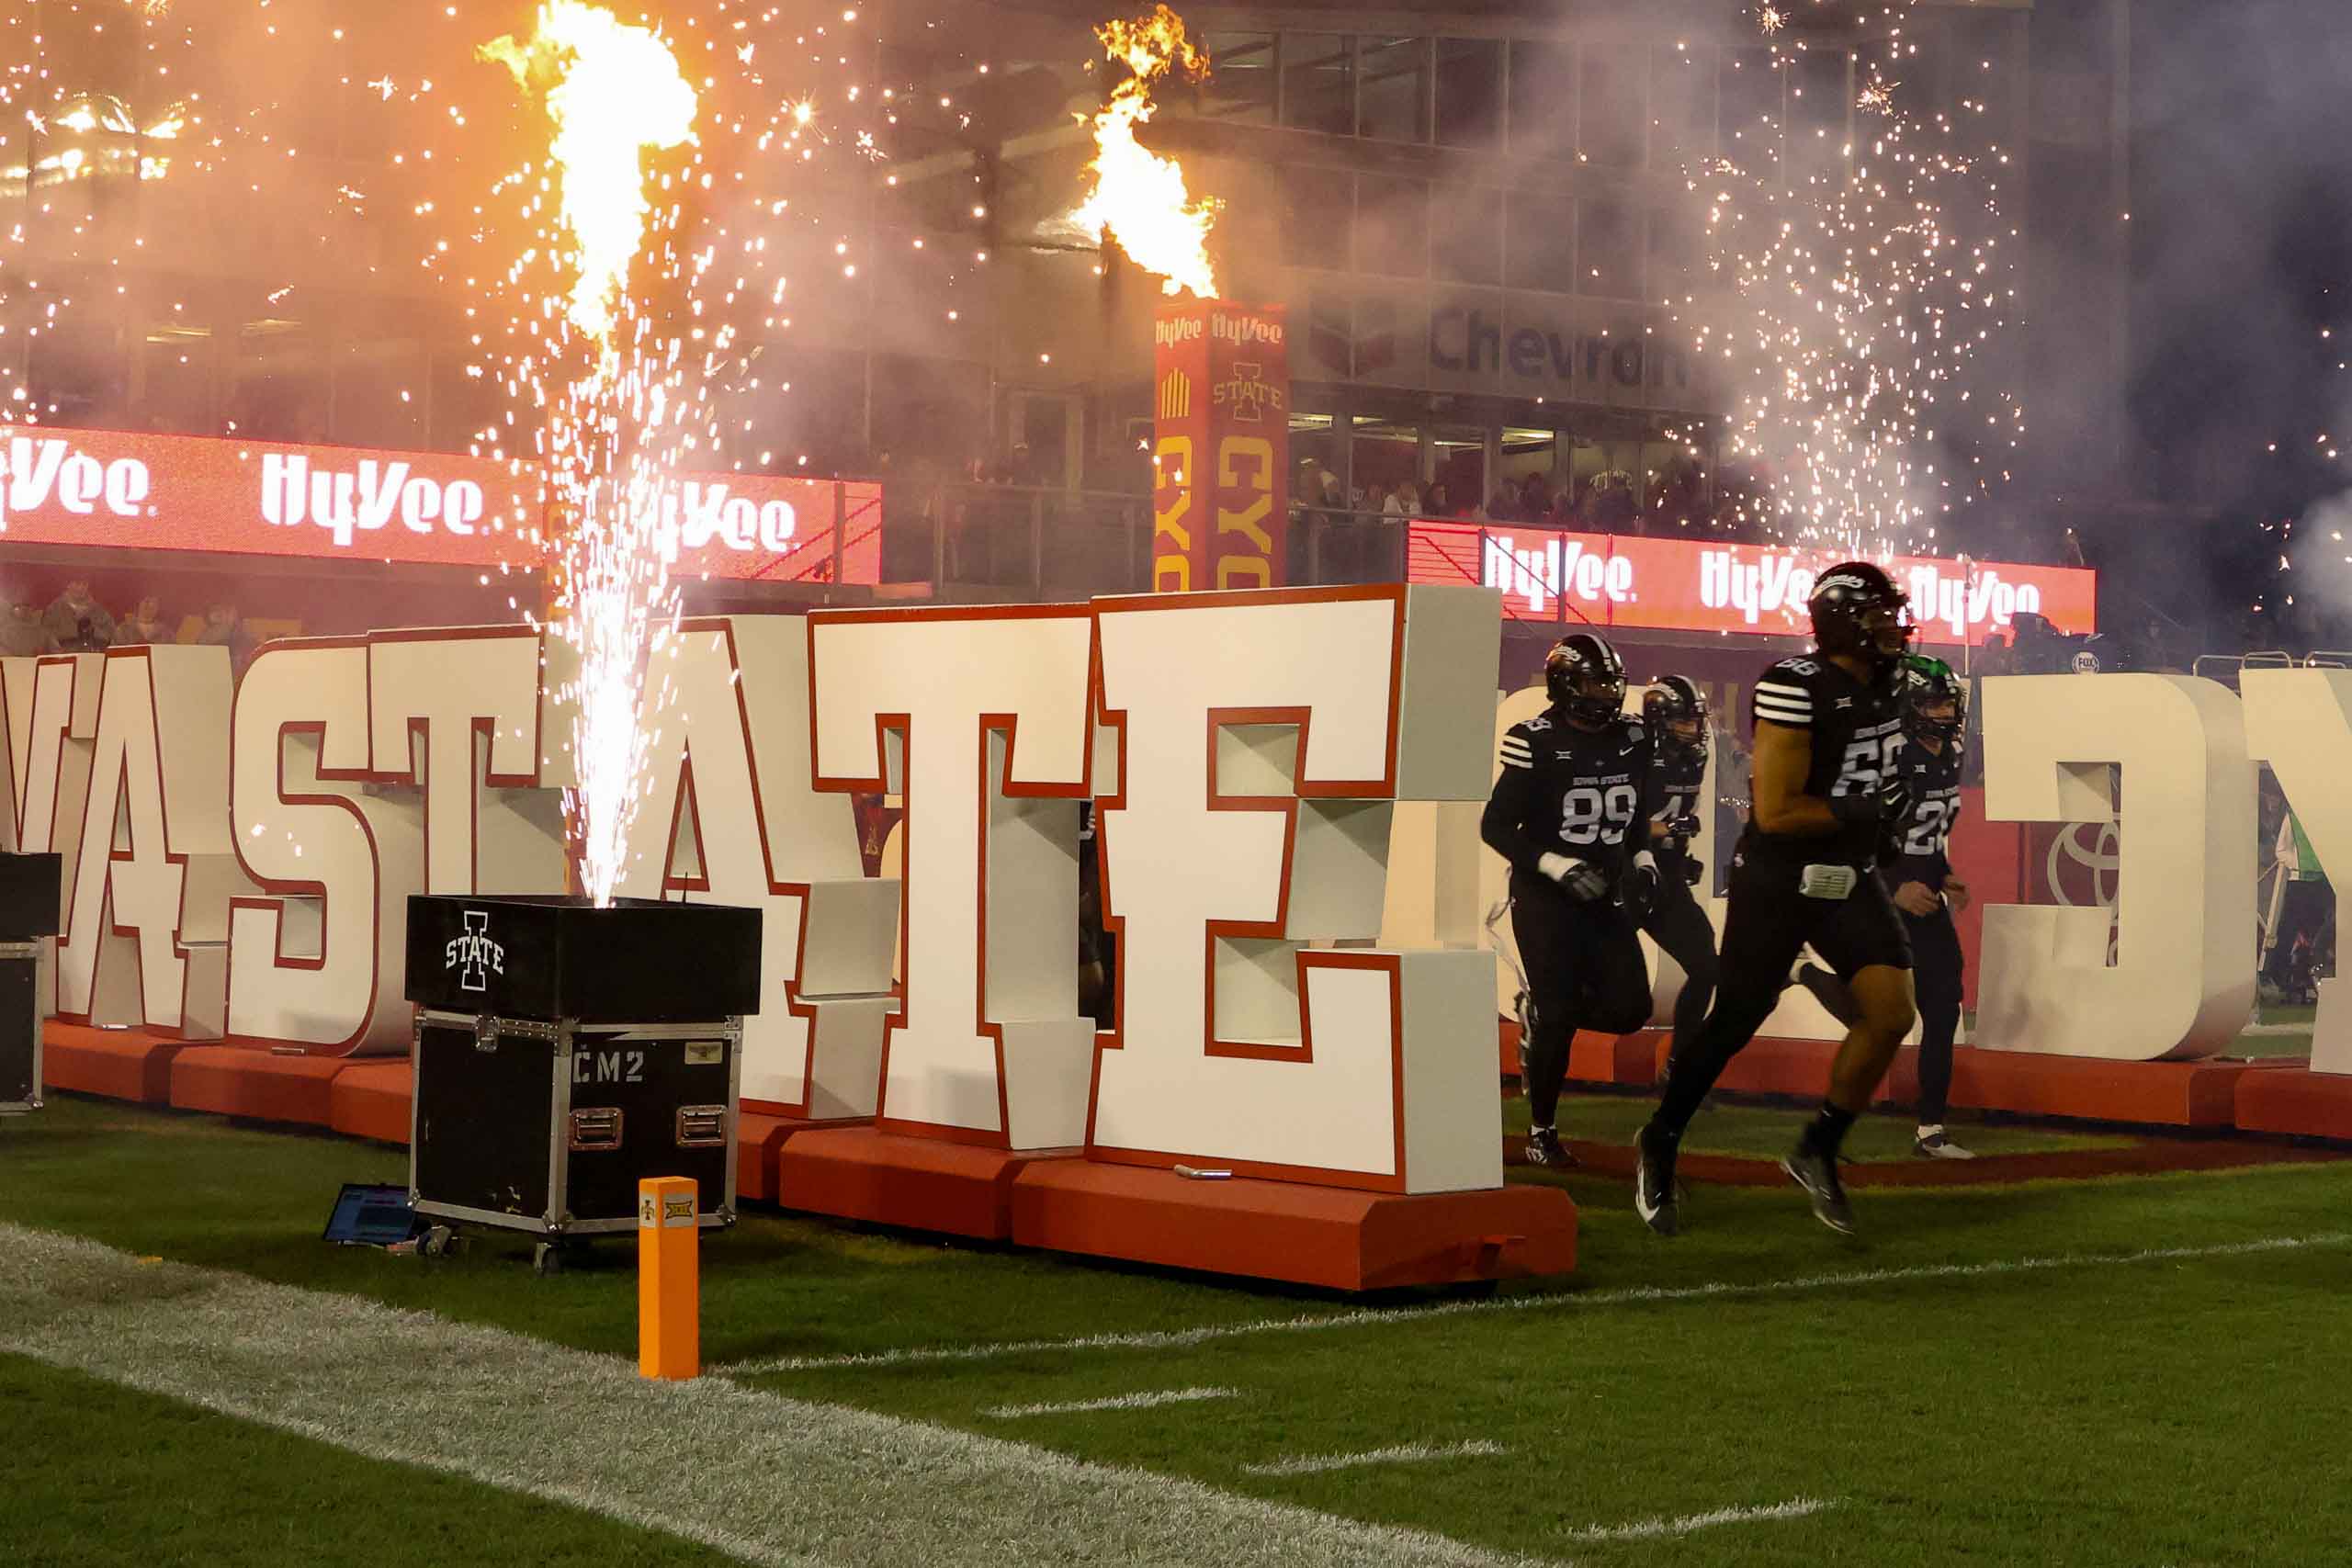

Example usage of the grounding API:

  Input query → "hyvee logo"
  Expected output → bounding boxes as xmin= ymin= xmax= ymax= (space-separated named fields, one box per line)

xmin=1153 ymin=315 xmax=1205 ymax=349
xmin=0 ymin=435 xmax=151 ymax=525
xmin=1212 ymin=311 xmax=1283 ymax=348
xmin=629 ymin=480 xmax=797 ymax=563
xmin=1211 ymin=362 xmax=1283 ymax=423
xmin=1484 ymin=532 xmax=1634 ymax=613
xmin=262 ymin=453 xmax=489 ymax=548
xmin=1700 ymin=551 xmax=1818 ymax=626
xmin=1905 ymin=563 xmax=2043 ymax=639
xmin=444 ymin=909 xmax=504 ymax=994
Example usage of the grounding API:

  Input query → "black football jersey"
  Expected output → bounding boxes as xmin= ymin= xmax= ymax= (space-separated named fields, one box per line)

xmin=1650 ymin=748 xmax=1707 ymax=868
xmin=1482 ymin=707 xmax=1660 ymax=888
xmin=1746 ymin=655 xmax=1903 ymax=867
xmin=1887 ymin=734 xmax=1964 ymax=886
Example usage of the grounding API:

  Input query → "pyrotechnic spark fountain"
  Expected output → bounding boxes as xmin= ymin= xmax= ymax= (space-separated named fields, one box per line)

xmin=483 ymin=2 xmax=697 ymax=908
xmin=1670 ymin=0 xmax=2022 ymax=561
xmin=1069 ymin=5 xmax=1220 ymax=299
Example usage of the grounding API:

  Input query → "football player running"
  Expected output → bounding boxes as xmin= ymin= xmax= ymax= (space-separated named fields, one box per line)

xmin=1639 ymin=676 xmax=1722 ymax=1082
xmin=1635 ymin=562 xmax=1919 ymax=1236
xmin=1483 ymin=633 xmax=1664 ymax=1170
xmin=1794 ymin=654 xmax=1976 ymax=1158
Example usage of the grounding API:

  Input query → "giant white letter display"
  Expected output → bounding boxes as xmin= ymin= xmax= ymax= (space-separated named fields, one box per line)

xmin=1976 ymin=674 xmax=2255 ymax=1059
xmin=2 ymin=653 xmax=103 ymax=1012
xmin=808 ymin=607 xmax=1094 ymax=1147
xmin=366 ymin=626 xmax=569 ymax=896
xmin=617 ymin=617 xmax=893 ymax=1117
xmin=224 ymin=639 xmax=423 ymax=1054
xmin=55 ymin=648 xmax=246 ymax=1035
xmin=2241 ymin=667 xmax=2352 ymax=1073
xmin=1091 ymin=585 xmax=1502 ymax=1192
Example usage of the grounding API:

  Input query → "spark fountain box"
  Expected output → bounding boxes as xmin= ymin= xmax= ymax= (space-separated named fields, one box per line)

xmin=1151 ymin=301 xmax=1289 ymax=590
xmin=403 ymin=894 xmax=762 ymax=1022
xmin=403 ymin=894 xmax=763 ymax=1265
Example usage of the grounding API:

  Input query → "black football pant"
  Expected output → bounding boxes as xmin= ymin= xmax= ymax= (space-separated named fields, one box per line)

xmin=1511 ymin=872 xmax=1653 ymax=1129
xmin=1639 ymin=871 xmax=1719 ymax=1073
xmin=1653 ymin=855 xmax=1912 ymax=1137
xmin=1797 ymin=902 xmax=1963 ymax=1123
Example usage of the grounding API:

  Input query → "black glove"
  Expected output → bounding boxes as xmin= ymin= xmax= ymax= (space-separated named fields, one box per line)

xmin=1540 ymin=852 xmax=1609 ymax=902
xmin=1681 ymin=857 xmax=1703 ymax=887
xmin=1657 ymin=812 xmax=1702 ymax=856
xmin=1623 ymin=852 xmax=1660 ymax=923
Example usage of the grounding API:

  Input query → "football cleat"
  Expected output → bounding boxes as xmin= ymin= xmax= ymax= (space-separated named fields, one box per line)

xmin=1914 ymin=1127 xmax=1977 ymax=1160
xmin=1524 ymin=1127 xmax=1577 ymax=1169
xmin=1781 ymin=1141 xmax=1857 ymax=1235
xmin=1634 ymin=1123 xmax=1679 ymax=1236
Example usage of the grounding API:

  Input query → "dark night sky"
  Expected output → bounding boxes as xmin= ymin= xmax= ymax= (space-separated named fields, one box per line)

xmin=2129 ymin=0 xmax=2352 ymax=520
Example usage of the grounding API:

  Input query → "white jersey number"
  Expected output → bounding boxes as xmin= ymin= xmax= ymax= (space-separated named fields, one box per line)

xmin=1560 ymin=784 xmax=1640 ymax=847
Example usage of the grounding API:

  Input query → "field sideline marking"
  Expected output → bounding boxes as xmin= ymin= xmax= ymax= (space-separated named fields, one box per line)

xmin=0 ymin=1224 xmax=1537 ymax=1568
xmin=984 ymin=1385 xmax=1237 ymax=1419
xmin=1562 ymin=1497 xmax=1838 ymax=1542
xmin=726 ymin=1231 xmax=2349 ymax=1375
xmin=1246 ymin=1440 xmax=1509 ymax=1478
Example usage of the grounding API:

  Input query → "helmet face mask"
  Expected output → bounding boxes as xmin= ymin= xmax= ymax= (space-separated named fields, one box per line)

xmin=1899 ymin=654 xmax=1966 ymax=744
xmin=1642 ymin=675 xmax=1710 ymax=765
xmin=1546 ymin=633 xmax=1628 ymax=729
xmin=1810 ymin=561 xmax=1913 ymax=674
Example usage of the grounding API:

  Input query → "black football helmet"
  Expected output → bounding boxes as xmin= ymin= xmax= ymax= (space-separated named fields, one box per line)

xmin=1544 ymin=632 xmax=1628 ymax=728
xmin=1898 ymin=654 xmax=1966 ymax=745
xmin=1642 ymin=675 xmax=1710 ymax=766
xmin=1810 ymin=559 xmax=1912 ymax=673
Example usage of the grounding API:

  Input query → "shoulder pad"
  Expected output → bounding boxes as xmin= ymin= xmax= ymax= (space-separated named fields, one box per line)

xmin=1521 ymin=714 xmax=1554 ymax=733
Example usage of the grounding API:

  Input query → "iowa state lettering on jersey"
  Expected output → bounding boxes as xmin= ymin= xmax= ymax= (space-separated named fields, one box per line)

xmin=1499 ymin=714 xmax=1652 ymax=874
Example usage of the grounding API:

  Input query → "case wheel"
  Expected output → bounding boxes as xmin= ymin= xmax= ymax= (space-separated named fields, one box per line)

xmin=532 ymin=1240 xmax=567 ymax=1277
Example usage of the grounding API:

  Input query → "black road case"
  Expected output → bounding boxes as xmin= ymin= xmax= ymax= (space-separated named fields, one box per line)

xmin=0 ymin=853 xmax=62 ymax=1115
xmin=403 ymin=895 xmax=762 ymax=1266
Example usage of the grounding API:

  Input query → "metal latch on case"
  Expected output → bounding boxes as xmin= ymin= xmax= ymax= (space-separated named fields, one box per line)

xmin=568 ymin=1107 xmax=623 ymax=1151
xmin=675 ymin=1105 xmax=726 ymax=1147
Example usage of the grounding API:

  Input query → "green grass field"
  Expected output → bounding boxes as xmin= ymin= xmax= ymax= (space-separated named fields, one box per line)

xmin=4 ymin=1091 xmax=2349 ymax=1566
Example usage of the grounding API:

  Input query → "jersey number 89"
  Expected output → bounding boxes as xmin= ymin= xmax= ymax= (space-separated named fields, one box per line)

xmin=1560 ymin=784 xmax=1639 ymax=847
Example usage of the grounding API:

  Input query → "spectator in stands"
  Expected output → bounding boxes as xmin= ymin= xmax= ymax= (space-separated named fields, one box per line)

xmin=1519 ymin=473 xmax=1554 ymax=524
xmin=1425 ymin=479 xmax=1453 ymax=518
xmin=1485 ymin=486 xmax=1520 ymax=524
xmin=116 ymin=596 xmax=168 ymax=646
xmin=196 ymin=603 xmax=253 ymax=670
xmin=1384 ymin=480 xmax=1420 ymax=520
xmin=0 ymin=603 xmax=44 ymax=658
xmin=43 ymin=580 xmax=115 ymax=652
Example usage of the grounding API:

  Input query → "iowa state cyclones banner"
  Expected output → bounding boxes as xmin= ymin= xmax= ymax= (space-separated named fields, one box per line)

xmin=1151 ymin=302 xmax=1289 ymax=591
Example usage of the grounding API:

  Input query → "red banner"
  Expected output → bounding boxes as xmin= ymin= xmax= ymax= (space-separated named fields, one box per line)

xmin=1152 ymin=302 xmax=1288 ymax=590
xmin=0 ymin=424 xmax=881 ymax=585
xmin=1409 ymin=519 xmax=2095 ymax=647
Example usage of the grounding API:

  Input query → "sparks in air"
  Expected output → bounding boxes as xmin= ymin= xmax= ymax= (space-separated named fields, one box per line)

xmin=484 ymin=1 xmax=701 ymax=908
xmin=1672 ymin=0 xmax=2022 ymax=564
xmin=1069 ymin=5 xmax=1221 ymax=299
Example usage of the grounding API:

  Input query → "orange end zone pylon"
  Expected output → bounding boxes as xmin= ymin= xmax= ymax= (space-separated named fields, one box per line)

xmin=638 ymin=1176 xmax=700 ymax=1380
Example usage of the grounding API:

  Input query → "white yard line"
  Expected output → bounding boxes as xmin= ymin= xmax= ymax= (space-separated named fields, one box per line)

xmin=1245 ymin=1440 xmax=1508 ymax=1478
xmin=1561 ymin=1496 xmax=1838 ymax=1543
xmin=726 ymin=1232 xmax=2349 ymax=1375
xmin=984 ymin=1385 xmax=1237 ymax=1419
xmin=0 ymin=1224 xmax=1533 ymax=1568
